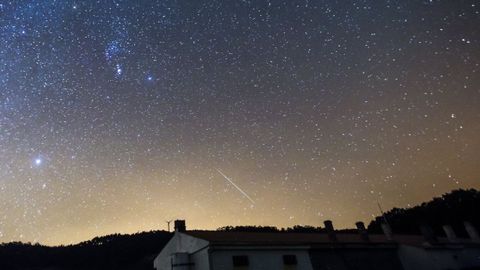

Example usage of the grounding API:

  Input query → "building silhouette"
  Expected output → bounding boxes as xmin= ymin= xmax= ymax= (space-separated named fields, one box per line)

xmin=154 ymin=220 xmax=480 ymax=270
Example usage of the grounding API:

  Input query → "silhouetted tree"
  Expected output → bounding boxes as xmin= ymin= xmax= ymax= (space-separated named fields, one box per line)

xmin=217 ymin=225 xmax=280 ymax=232
xmin=216 ymin=225 xmax=325 ymax=233
xmin=368 ymin=189 xmax=480 ymax=237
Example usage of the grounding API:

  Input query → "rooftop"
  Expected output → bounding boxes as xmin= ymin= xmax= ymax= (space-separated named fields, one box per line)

xmin=183 ymin=230 xmax=468 ymax=247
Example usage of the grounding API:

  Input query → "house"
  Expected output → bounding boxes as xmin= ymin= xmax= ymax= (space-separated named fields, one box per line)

xmin=153 ymin=220 xmax=480 ymax=270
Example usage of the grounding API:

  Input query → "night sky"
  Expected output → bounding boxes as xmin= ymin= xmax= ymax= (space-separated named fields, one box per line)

xmin=0 ymin=0 xmax=479 ymax=245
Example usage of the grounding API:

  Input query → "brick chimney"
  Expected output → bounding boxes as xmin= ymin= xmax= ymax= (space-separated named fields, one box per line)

xmin=324 ymin=220 xmax=337 ymax=242
xmin=420 ymin=224 xmax=437 ymax=244
xmin=174 ymin=220 xmax=186 ymax=232
xmin=381 ymin=223 xmax=393 ymax=241
xmin=442 ymin=225 xmax=458 ymax=243
xmin=464 ymin=221 xmax=480 ymax=242
xmin=355 ymin=221 xmax=370 ymax=242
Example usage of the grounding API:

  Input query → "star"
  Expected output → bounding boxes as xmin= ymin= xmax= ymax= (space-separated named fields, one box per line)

xmin=116 ymin=64 xmax=123 ymax=76
xmin=0 ymin=0 xmax=478 ymax=246
xmin=34 ymin=158 xmax=42 ymax=166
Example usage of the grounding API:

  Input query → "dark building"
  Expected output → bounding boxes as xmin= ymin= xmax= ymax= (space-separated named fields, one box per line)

xmin=154 ymin=220 xmax=480 ymax=270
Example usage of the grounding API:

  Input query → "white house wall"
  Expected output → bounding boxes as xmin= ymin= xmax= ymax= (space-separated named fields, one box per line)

xmin=398 ymin=245 xmax=461 ymax=270
xmin=153 ymin=232 xmax=209 ymax=270
xmin=210 ymin=247 xmax=313 ymax=270
xmin=398 ymin=245 xmax=480 ymax=270
xmin=456 ymin=247 xmax=480 ymax=269
xmin=190 ymin=247 xmax=210 ymax=270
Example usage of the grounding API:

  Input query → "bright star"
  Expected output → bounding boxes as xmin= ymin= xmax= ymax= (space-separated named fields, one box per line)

xmin=34 ymin=158 xmax=42 ymax=166
xmin=116 ymin=64 xmax=123 ymax=76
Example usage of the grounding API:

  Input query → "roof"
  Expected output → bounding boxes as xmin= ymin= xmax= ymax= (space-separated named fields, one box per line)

xmin=184 ymin=231 xmax=476 ymax=248
xmin=185 ymin=231 xmax=394 ymax=246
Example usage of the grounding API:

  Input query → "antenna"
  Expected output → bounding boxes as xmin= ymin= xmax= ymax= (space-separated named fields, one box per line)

xmin=377 ymin=200 xmax=390 ymax=226
xmin=166 ymin=220 xmax=173 ymax=232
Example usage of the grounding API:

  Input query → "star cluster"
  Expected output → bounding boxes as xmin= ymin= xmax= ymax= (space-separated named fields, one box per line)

xmin=0 ymin=0 xmax=479 ymax=245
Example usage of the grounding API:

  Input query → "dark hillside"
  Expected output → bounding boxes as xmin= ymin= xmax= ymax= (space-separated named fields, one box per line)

xmin=0 ymin=230 xmax=172 ymax=270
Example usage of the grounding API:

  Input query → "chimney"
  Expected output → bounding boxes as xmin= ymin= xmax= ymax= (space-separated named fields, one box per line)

xmin=324 ymin=220 xmax=337 ymax=242
xmin=442 ymin=225 xmax=458 ymax=243
xmin=420 ymin=224 xmax=437 ymax=244
xmin=355 ymin=222 xmax=370 ymax=242
xmin=381 ymin=223 xmax=393 ymax=241
xmin=174 ymin=220 xmax=186 ymax=232
xmin=464 ymin=221 xmax=480 ymax=242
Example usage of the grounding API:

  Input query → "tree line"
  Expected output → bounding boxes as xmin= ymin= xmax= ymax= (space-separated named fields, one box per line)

xmin=1 ymin=188 xmax=479 ymax=269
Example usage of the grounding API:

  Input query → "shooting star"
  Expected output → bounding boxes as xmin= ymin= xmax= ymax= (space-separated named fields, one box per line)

xmin=215 ymin=168 xmax=255 ymax=205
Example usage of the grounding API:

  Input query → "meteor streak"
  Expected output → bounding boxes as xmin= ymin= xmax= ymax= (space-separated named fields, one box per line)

xmin=215 ymin=168 xmax=255 ymax=205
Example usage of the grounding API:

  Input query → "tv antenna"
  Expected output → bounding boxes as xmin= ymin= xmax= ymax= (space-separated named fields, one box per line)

xmin=377 ymin=200 xmax=390 ymax=226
